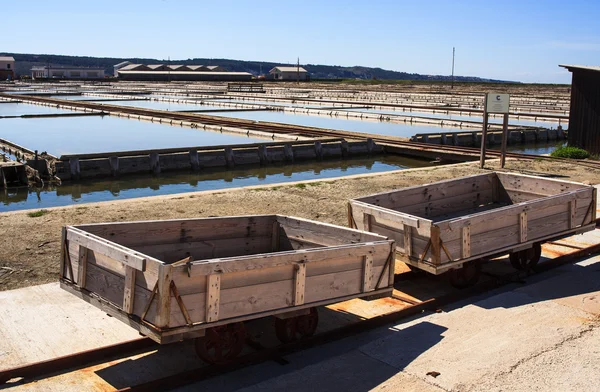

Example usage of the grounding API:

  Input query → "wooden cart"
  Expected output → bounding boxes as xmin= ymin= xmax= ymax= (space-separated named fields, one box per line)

xmin=348 ymin=172 xmax=597 ymax=287
xmin=59 ymin=215 xmax=395 ymax=363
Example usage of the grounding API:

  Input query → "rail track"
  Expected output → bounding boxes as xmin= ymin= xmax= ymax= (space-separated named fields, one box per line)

xmin=2 ymin=231 xmax=599 ymax=390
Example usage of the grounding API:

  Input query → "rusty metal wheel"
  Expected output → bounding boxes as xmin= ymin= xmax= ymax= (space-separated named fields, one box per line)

xmin=275 ymin=307 xmax=319 ymax=343
xmin=510 ymin=243 xmax=542 ymax=270
xmin=449 ymin=260 xmax=482 ymax=289
xmin=194 ymin=322 xmax=246 ymax=364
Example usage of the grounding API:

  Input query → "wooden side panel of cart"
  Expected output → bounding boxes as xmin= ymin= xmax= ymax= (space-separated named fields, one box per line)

xmin=60 ymin=215 xmax=395 ymax=343
xmin=349 ymin=172 xmax=597 ymax=274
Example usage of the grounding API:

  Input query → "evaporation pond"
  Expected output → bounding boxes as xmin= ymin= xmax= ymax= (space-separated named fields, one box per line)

xmin=94 ymin=100 xmax=234 ymax=112
xmin=1 ymin=116 xmax=266 ymax=156
xmin=0 ymin=102 xmax=77 ymax=116
xmin=207 ymin=111 xmax=459 ymax=138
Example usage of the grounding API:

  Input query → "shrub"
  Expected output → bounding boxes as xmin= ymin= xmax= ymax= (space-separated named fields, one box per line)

xmin=27 ymin=209 xmax=49 ymax=218
xmin=550 ymin=146 xmax=590 ymax=159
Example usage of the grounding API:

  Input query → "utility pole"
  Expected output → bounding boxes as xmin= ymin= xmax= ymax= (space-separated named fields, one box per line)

xmin=451 ymin=47 xmax=455 ymax=89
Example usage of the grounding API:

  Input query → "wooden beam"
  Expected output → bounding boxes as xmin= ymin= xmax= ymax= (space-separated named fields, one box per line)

xmin=123 ymin=266 xmax=136 ymax=314
xmin=77 ymin=245 xmax=88 ymax=288
xmin=205 ymin=274 xmax=221 ymax=323
xmin=569 ymin=200 xmax=577 ymax=229
xmin=271 ymin=221 xmax=280 ymax=252
xmin=430 ymin=226 xmax=441 ymax=265
xmin=461 ymin=226 xmax=471 ymax=259
xmin=66 ymin=228 xmax=147 ymax=271
xmin=519 ymin=212 xmax=528 ymax=243
xmin=155 ymin=265 xmax=172 ymax=327
xmin=403 ymin=225 xmax=412 ymax=257
xmin=293 ymin=263 xmax=306 ymax=305
xmin=362 ymin=255 xmax=374 ymax=292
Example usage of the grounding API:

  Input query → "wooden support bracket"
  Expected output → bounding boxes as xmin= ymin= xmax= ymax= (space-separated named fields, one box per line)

xmin=293 ymin=263 xmax=306 ymax=306
xmin=123 ymin=266 xmax=136 ymax=314
xmin=462 ymin=226 xmax=471 ymax=259
xmin=362 ymin=254 xmax=374 ymax=292
xmin=206 ymin=273 xmax=221 ymax=322
xmin=519 ymin=212 xmax=528 ymax=243
xmin=170 ymin=281 xmax=192 ymax=326
xmin=77 ymin=245 xmax=88 ymax=288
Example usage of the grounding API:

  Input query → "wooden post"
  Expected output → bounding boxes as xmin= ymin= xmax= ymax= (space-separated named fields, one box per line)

xmin=123 ymin=266 xmax=136 ymax=314
xmin=77 ymin=246 xmax=88 ymax=288
xmin=403 ymin=225 xmax=412 ymax=257
xmin=500 ymin=113 xmax=509 ymax=168
xmin=480 ymin=94 xmax=489 ymax=169
xmin=362 ymin=255 xmax=374 ymax=292
xmin=155 ymin=265 xmax=172 ymax=327
xmin=430 ymin=226 xmax=441 ymax=265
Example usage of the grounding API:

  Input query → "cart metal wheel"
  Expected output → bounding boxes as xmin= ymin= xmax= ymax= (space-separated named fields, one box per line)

xmin=195 ymin=322 xmax=246 ymax=364
xmin=275 ymin=307 xmax=319 ymax=343
xmin=449 ymin=260 xmax=482 ymax=289
xmin=509 ymin=243 xmax=542 ymax=270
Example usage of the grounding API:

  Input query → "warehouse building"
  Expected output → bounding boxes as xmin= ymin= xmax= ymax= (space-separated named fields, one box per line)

xmin=0 ymin=56 xmax=15 ymax=80
xmin=269 ymin=66 xmax=309 ymax=81
xmin=115 ymin=63 xmax=249 ymax=81
xmin=31 ymin=66 xmax=105 ymax=79
xmin=117 ymin=70 xmax=253 ymax=81
xmin=560 ymin=64 xmax=600 ymax=154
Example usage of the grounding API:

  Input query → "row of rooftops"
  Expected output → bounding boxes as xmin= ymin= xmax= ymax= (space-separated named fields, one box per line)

xmin=114 ymin=61 xmax=308 ymax=74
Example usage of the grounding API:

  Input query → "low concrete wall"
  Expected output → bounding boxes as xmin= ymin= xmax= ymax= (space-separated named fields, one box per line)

xmin=410 ymin=127 xmax=566 ymax=147
xmin=55 ymin=139 xmax=381 ymax=181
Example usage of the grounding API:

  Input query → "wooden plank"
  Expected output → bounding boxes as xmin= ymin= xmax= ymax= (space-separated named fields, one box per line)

xmin=520 ymin=212 xmax=528 ymax=243
xmin=363 ymin=213 xmax=372 ymax=232
xmin=399 ymin=189 xmax=494 ymax=219
xmin=136 ymin=236 xmax=272 ymax=263
xmin=155 ymin=265 xmax=172 ymax=328
xmin=66 ymin=227 xmax=147 ymax=271
xmin=60 ymin=227 xmax=67 ymax=280
xmin=76 ymin=215 xmax=275 ymax=248
xmin=569 ymin=200 xmax=577 ymax=229
xmin=496 ymin=172 xmax=587 ymax=196
xmin=276 ymin=215 xmax=387 ymax=244
xmin=188 ymin=241 xmax=390 ymax=276
xmin=403 ymin=225 xmax=412 ymax=257
xmin=77 ymin=245 xmax=88 ymax=288
xmin=294 ymin=263 xmax=306 ymax=305
xmin=462 ymin=226 xmax=471 ymax=258
xmin=271 ymin=221 xmax=280 ymax=252
xmin=206 ymin=274 xmax=221 ymax=322
xmin=430 ymin=226 xmax=441 ymax=265
xmin=353 ymin=173 xmax=495 ymax=211
xmin=123 ymin=266 xmax=136 ymax=314
xmin=349 ymin=200 xmax=422 ymax=229
xmin=362 ymin=255 xmax=374 ymax=292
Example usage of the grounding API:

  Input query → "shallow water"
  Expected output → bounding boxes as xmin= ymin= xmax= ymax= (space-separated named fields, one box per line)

xmin=339 ymin=108 xmax=565 ymax=128
xmin=92 ymin=100 xmax=234 ymax=112
xmin=206 ymin=111 xmax=462 ymax=138
xmin=1 ymin=115 xmax=266 ymax=156
xmin=0 ymin=102 xmax=77 ymax=116
xmin=0 ymin=155 xmax=431 ymax=212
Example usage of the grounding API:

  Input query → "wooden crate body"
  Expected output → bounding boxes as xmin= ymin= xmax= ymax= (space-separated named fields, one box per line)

xmin=59 ymin=215 xmax=395 ymax=343
xmin=349 ymin=172 xmax=597 ymax=274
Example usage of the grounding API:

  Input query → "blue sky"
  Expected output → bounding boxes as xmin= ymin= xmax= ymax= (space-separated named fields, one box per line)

xmin=4 ymin=0 xmax=600 ymax=83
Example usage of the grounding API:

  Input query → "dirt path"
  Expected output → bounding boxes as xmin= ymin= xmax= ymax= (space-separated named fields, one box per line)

xmin=0 ymin=158 xmax=597 ymax=291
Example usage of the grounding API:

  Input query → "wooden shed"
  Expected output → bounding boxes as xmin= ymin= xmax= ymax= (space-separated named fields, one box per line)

xmin=560 ymin=64 xmax=600 ymax=154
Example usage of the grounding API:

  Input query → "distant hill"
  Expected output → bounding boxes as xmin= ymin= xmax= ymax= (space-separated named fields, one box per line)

xmin=1 ymin=52 xmax=516 ymax=83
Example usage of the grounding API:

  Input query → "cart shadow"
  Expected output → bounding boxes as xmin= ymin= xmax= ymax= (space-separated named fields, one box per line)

xmin=91 ymin=309 xmax=446 ymax=391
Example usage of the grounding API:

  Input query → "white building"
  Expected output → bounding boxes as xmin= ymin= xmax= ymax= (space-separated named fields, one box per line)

xmin=113 ymin=61 xmax=132 ymax=77
xmin=269 ymin=66 xmax=309 ymax=81
xmin=31 ymin=66 xmax=105 ymax=79
xmin=0 ymin=56 xmax=15 ymax=80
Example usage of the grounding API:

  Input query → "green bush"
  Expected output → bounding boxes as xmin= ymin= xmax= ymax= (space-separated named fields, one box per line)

xmin=27 ymin=209 xmax=49 ymax=218
xmin=550 ymin=146 xmax=590 ymax=159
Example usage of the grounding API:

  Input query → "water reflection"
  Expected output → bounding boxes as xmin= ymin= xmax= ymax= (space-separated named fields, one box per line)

xmin=0 ymin=155 xmax=431 ymax=212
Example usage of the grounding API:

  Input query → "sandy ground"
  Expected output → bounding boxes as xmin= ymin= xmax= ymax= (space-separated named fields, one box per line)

xmin=0 ymin=158 xmax=597 ymax=291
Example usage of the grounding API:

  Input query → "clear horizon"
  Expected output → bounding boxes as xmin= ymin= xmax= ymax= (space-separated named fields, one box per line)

xmin=4 ymin=0 xmax=599 ymax=84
